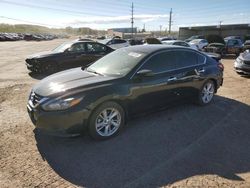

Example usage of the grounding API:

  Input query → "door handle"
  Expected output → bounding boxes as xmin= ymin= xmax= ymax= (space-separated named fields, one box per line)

xmin=197 ymin=68 xmax=205 ymax=73
xmin=168 ymin=77 xmax=177 ymax=81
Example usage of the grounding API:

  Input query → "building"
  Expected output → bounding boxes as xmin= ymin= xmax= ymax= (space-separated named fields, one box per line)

xmin=179 ymin=24 xmax=250 ymax=40
xmin=107 ymin=27 xmax=138 ymax=39
xmin=107 ymin=27 xmax=152 ymax=39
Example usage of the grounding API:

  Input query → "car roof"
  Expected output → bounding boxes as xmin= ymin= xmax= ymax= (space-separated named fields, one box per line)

xmin=123 ymin=44 xmax=190 ymax=54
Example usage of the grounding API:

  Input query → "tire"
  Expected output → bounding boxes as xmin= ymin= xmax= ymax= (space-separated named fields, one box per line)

xmin=197 ymin=80 xmax=215 ymax=106
xmin=88 ymin=101 xmax=125 ymax=140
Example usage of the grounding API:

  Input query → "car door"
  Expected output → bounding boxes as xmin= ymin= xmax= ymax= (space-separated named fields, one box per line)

xmin=128 ymin=50 xmax=180 ymax=114
xmin=60 ymin=42 xmax=87 ymax=69
xmin=172 ymin=49 xmax=207 ymax=98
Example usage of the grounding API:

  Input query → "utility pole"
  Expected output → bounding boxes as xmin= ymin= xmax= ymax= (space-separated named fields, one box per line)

xmin=131 ymin=2 xmax=134 ymax=39
xmin=159 ymin=25 xmax=162 ymax=36
xmin=168 ymin=8 xmax=173 ymax=35
xmin=219 ymin=20 xmax=222 ymax=36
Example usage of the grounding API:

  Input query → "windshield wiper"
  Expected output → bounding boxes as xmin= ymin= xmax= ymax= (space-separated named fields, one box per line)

xmin=85 ymin=68 xmax=104 ymax=76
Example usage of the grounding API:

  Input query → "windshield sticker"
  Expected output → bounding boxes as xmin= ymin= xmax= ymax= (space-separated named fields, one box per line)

xmin=128 ymin=52 xmax=142 ymax=58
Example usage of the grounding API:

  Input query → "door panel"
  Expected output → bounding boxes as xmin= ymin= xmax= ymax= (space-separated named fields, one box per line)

xmin=128 ymin=72 xmax=178 ymax=114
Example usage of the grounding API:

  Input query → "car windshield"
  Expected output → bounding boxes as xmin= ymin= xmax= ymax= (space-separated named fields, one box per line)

xmin=53 ymin=42 xmax=73 ymax=52
xmin=86 ymin=48 xmax=147 ymax=77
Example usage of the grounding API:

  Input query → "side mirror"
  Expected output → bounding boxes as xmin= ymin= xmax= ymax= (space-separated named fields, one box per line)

xmin=136 ymin=69 xmax=154 ymax=77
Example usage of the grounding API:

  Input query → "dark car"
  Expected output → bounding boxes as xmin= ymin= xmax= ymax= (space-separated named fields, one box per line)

xmin=128 ymin=39 xmax=143 ymax=46
xmin=25 ymin=41 xmax=114 ymax=73
xmin=143 ymin=37 xmax=162 ymax=44
xmin=223 ymin=39 xmax=243 ymax=56
xmin=243 ymin=40 xmax=250 ymax=51
xmin=27 ymin=45 xmax=223 ymax=140
xmin=234 ymin=50 xmax=250 ymax=75
xmin=204 ymin=43 xmax=225 ymax=54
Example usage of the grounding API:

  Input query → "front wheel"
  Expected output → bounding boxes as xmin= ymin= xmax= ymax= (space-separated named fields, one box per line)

xmin=197 ymin=80 xmax=215 ymax=105
xmin=88 ymin=102 xmax=125 ymax=140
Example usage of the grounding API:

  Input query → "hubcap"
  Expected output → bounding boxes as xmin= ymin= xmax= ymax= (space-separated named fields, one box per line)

xmin=202 ymin=82 xmax=214 ymax=103
xmin=95 ymin=108 xmax=121 ymax=137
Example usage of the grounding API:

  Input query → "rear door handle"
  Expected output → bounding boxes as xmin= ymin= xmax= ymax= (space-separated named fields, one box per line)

xmin=197 ymin=68 xmax=205 ymax=73
xmin=168 ymin=77 xmax=177 ymax=82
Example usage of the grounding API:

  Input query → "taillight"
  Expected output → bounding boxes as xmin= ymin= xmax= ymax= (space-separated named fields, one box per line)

xmin=218 ymin=62 xmax=224 ymax=71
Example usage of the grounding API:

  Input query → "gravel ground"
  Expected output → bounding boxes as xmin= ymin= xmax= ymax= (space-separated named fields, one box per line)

xmin=0 ymin=40 xmax=249 ymax=188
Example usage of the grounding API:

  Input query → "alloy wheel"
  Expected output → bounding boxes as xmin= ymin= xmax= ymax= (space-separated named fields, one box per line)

xmin=95 ymin=108 xmax=121 ymax=137
xmin=201 ymin=82 xmax=215 ymax=103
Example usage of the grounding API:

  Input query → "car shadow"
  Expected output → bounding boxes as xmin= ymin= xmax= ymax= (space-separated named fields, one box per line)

xmin=35 ymin=96 xmax=250 ymax=188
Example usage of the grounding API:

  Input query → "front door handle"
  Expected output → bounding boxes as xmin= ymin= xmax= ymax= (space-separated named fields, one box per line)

xmin=168 ymin=77 xmax=177 ymax=82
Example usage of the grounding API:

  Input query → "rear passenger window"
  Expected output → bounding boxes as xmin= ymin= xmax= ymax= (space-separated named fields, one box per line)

xmin=175 ymin=50 xmax=204 ymax=68
xmin=142 ymin=51 xmax=177 ymax=73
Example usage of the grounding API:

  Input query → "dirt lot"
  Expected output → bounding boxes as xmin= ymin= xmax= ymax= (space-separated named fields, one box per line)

xmin=0 ymin=39 xmax=250 ymax=188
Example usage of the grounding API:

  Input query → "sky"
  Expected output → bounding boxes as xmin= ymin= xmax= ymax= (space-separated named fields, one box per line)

xmin=0 ymin=0 xmax=250 ymax=31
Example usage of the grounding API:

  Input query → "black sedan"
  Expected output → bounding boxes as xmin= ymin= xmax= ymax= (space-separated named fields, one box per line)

xmin=234 ymin=50 xmax=250 ymax=75
xmin=27 ymin=45 xmax=223 ymax=140
xmin=25 ymin=41 xmax=114 ymax=73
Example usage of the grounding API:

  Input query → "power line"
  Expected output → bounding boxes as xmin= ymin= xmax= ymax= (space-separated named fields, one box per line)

xmin=0 ymin=16 xmax=60 ymax=27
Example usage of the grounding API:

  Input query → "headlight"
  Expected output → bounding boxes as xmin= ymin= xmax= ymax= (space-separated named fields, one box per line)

xmin=41 ymin=97 xmax=83 ymax=111
xmin=236 ymin=58 xmax=242 ymax=64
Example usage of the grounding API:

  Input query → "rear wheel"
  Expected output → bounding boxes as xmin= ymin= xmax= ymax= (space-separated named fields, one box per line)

xmin=88 ymin=102 xmax=125 ymax=140
xmin=197 ymin=80 xmax=215 ymax=105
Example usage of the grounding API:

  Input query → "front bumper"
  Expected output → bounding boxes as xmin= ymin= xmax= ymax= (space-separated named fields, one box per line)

xmin=27 ymin=102 xmax=91 ymax=135
xmin=234 ymin=61 xmax=250 ymax=75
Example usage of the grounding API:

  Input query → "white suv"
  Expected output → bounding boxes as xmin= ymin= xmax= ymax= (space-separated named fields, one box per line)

xmin=189 ymin=39 xmax=208 ymax=50
xmin=99 ymin=39 xmax=130 ymax=49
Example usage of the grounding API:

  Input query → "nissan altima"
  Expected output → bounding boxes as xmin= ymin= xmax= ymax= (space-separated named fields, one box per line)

xmin=27 ymin=45 xmax=224 ymax=140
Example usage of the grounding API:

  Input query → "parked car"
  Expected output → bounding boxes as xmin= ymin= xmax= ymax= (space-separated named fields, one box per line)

xmin=185 ymin=35 xmax=205 ymax=42
xmin=162 ymin=40 xmax=198 ymax=50
xmin=223 ymin=38 xmax=243 ymax=56
xmin=234 ymin=50 xmax=250 ymax=75
xmin=128 ymin=39 xmax=143 ymax=46
xmin=189 ymin=39 xmax=208 ymax=50
xmin=143 ymin=37 xmax=162 ymax=44
xmin=27 ymin=45 xmax=223 ymax=140
xmin=243 ymin=40 xmax=250 ymax=51
xmin=158 ymin=37 xmax=176 ymax=41
xmin=99 ymin=38 xmax=130 ymax=49
xmin=25 ymin=41 xmax=114 ymax=73
xmin=204 ymin=43 xmax=225 ymax=55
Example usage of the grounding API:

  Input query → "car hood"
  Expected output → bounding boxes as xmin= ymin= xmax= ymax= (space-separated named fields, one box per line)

xmin=27 ymin=51 xmax=62 ymax=59
xmin=33 ymin=68 xmax=117 ymax=97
